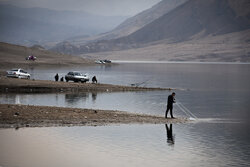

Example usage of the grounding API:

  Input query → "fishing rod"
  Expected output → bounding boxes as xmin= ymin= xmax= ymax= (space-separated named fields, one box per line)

xmin=178 ymin=102 xmax=198 ymax=119
xmin=175 ymin=102 xmax=192 ymax=118
xmin=175 ymin=99 xmax=198 ymax=120
xmin=130 ymin=79 xmax=150 ymax=87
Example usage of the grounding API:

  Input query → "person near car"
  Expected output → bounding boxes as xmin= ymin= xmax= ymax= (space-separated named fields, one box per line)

xmin=55 ymin=73 xmax=59 ymax=81
xmin=92 ymin=76 xmax=97 ymax=83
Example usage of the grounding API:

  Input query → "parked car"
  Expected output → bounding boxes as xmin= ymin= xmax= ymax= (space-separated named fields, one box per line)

xmin=95 ymin=59 xmax=112 ymax=64
xmin=6 ymin=68 xmax=30 ymax=79
xmin=25 ymin=55 xmax=37 ymax=61
xmin=65 ymin=71 xmax=89 ymax=83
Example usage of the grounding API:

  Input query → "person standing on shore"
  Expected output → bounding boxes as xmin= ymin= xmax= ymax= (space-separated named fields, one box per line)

xmin=165 ymin=92 xmax=176 ymax=118
xmin=54 ymin=73 xmax=59 ymax=82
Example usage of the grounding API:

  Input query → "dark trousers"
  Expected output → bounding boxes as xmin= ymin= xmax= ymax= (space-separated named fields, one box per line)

xmin=165 ymin=105 xmax=173 ymax=118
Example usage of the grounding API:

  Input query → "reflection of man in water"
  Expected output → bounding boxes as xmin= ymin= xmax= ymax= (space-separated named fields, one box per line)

xmin=92 ymin=92 xmax=97 ymax=101
xmin=165 ymin=124 xmax=174 ymax=145
xmin=165 ymin=92 xmax=176 ymax=118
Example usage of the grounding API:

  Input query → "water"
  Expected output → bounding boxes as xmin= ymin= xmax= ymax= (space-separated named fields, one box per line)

xmin=27 ymin=62 xmax=250 ymax=91
xmin=0 ymin=90 xmax=249 ymax=120
xmin=1 ymin=62 xmax=250 ymax=166
xmin=0 ymin=124 xmax=249 ymax=167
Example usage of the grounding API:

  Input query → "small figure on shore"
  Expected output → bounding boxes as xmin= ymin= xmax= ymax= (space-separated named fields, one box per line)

xmin=92 ymin=76 xmax=97 ymax=83
xmin=165 ymin=92 xmax=176 ymax=118
xmin=55 ymin=73 xmax=59 ymax=82
xmin=165 ymin=124 xmax=174 ymax=145
xmin=60 ymin=77 xmax=64 ymax=82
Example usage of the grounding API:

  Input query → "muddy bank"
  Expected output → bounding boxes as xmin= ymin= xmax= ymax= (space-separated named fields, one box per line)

xmin=0 ymin=76 xmax=172 ymax=93
xmin=0 ymin=104 xmax=189 ymax=128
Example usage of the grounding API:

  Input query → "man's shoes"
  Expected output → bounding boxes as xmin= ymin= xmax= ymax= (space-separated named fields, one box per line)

xmin=171 ymin=117 xmax=175 ymax=119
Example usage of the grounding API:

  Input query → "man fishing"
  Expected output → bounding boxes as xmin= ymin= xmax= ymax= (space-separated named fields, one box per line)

xmin=165 ymin=92 xmax=176 ymax=119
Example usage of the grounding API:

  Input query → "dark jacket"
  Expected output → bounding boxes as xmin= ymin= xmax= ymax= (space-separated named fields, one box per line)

xmin=167 ymin=95 xmax=175 ymax=107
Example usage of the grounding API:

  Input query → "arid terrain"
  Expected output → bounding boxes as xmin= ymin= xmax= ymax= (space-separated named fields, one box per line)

xmin=0 ymin=42 xmax=93 ymax=69
xmin=0 ymin=104 xmax=188 ymax=128
xmin=0 ymin=73 xmax=177 ymax=128
xmin=52 ymin=0 xmax=250 ymax=62
xmin=82 ymin=30 xmax=250 ymax=62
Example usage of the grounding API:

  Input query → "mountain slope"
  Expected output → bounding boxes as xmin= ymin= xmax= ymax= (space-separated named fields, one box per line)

xmin=120 ymin=0 xmax=250 ymax=44
xmin=70 ymin=0 xmax=250 ymax=54
xmin=67 ymin=0 xmax=188 ymax=45
xmin=81 ymin=29 xmax=250 ymax=62
xmin=112 ymin=0 xmax=188 ymax=37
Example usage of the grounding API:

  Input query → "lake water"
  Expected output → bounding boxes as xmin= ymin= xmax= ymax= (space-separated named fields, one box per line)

xmin=0 ymin=62 xmax=250 ymax=167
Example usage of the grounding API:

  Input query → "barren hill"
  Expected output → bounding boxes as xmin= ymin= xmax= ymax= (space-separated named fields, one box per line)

xmin=0 ymin=42 xmax=92 ymax=69
xmin=77 ymin=0 xmax=250 ymax=52
xmin=51 ymin=0 xmax=250 ymax=62
xmin=83 ymin=29 xmax=250 ymax=62
xmin=121 ymin=0 xmax=250 ymax=44
xmin=67 ymin=0 xmax=188 ymax=45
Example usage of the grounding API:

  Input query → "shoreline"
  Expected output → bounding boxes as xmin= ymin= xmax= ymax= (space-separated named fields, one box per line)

xmin=0 ymin=104 xmax=189 ymax=128
xmin=0 ymin=76 xmax=173 ymax=93
xmin=111 ymin=60 xmax=250 ymax=65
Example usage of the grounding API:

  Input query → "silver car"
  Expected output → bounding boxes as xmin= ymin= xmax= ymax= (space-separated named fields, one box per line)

xmin=6 ymin=68 xmax=31 ymax=79
xmin=65 ymin=71 xmax=89 ymax=83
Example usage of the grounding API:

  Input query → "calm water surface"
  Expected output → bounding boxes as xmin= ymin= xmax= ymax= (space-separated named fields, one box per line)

xmin=0 ymin=124 xmax=249 ymax=167
xmin=0 ymin=62 xmax=250 ymax=167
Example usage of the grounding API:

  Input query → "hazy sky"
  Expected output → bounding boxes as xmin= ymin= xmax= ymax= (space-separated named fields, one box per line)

xmin=0 ymin=0 xmax=162 ymax=16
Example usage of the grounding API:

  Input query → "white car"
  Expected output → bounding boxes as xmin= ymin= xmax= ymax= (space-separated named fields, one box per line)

xmin=6 ymin=68 xmax=31 ymax=79
xmin=65 ymin=71 xmax=89 ymax=83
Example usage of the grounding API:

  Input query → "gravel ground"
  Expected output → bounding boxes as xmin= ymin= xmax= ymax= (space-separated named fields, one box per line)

xmin=0 ymin=76 xmax=172 ymax=93
xmin=0 ymin=104 xmax=189 ymax=128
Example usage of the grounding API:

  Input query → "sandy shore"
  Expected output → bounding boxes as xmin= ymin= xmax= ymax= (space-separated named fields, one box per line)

xmin=0 ymin=104 xmax=189 ymax=128
xmin=0 ymin=76 xmax=172 ymax=93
